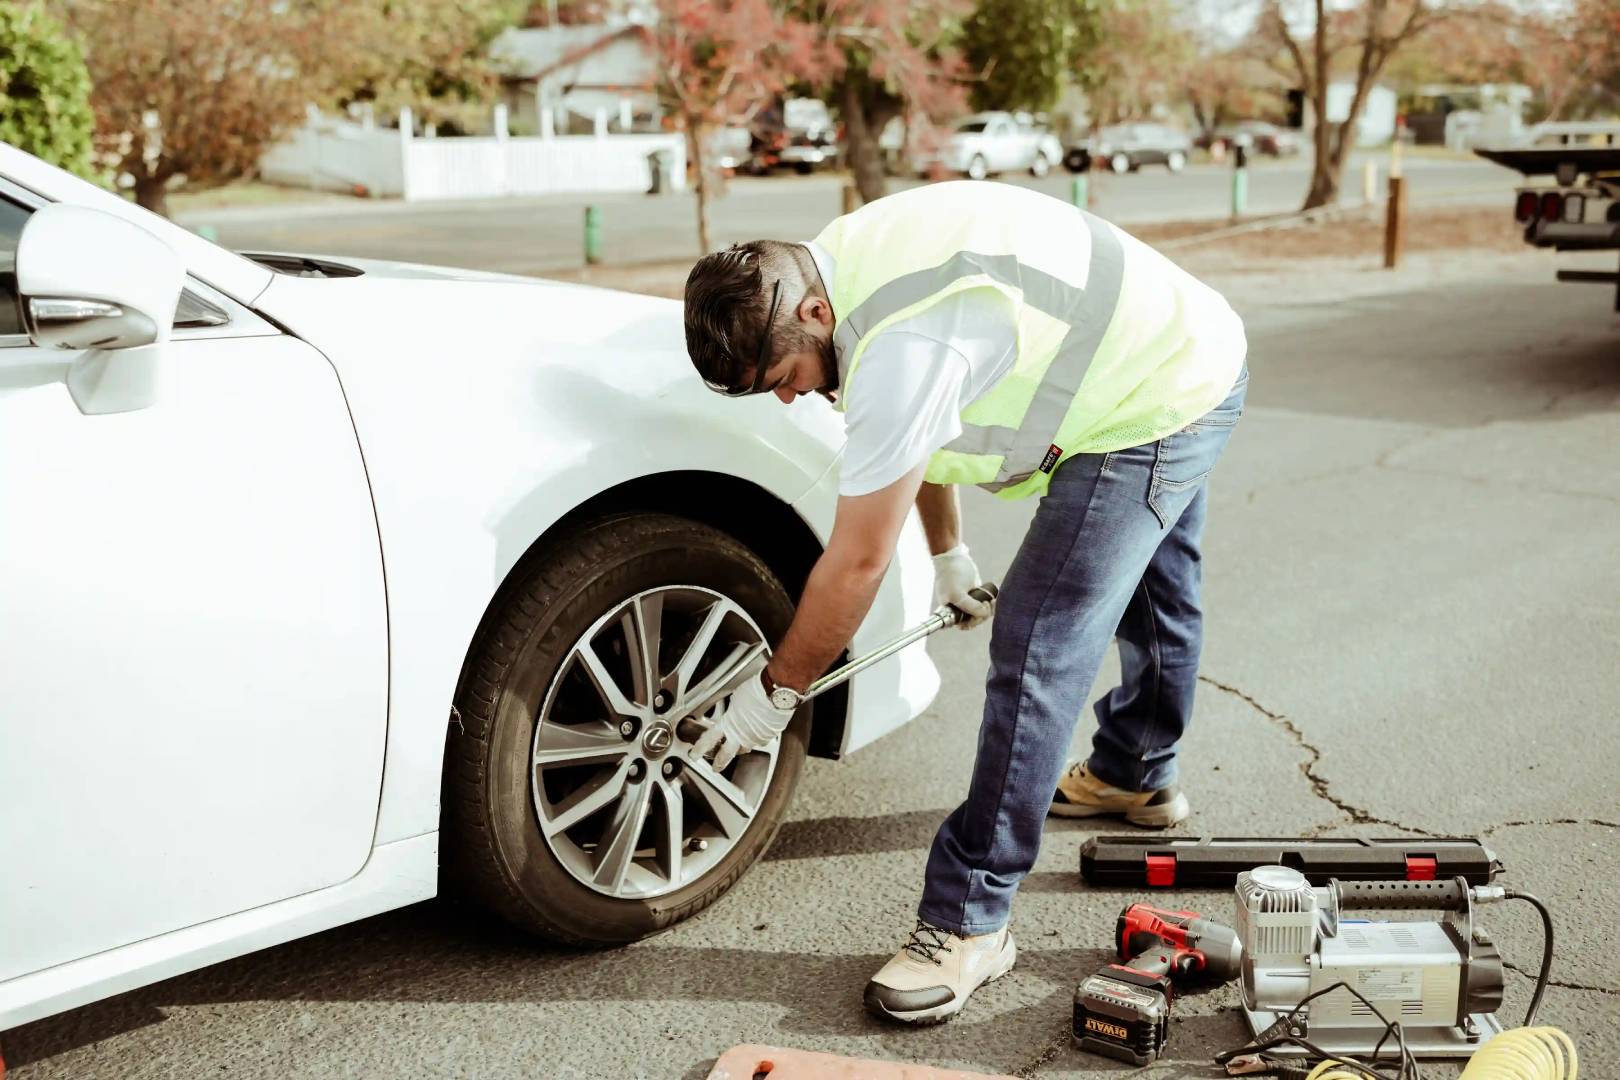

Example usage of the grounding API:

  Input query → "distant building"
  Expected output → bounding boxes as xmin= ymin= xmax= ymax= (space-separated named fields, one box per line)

xmin=1307 ymin=81 xmax=1399 ymax=147
xmin=1406 ymin=84 xmax=1532 ymax=151
xmin=491 ymin=23 xmax=661 ymax=138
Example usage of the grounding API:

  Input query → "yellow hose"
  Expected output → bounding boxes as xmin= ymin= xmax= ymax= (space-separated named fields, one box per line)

xmin=1303 ymin=1028 xmax=1577 ymax=1080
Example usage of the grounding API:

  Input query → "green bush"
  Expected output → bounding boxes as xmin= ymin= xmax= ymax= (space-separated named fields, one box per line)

xmin=0 ymin=2 xmax=95 ymax=176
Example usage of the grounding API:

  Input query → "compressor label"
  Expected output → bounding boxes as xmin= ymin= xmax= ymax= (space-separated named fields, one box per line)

xmin=1354 ymin=967 xmax=1421 ymax=998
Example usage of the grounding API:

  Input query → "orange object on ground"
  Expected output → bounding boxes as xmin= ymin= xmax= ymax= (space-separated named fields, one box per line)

xmin=706 ymin=1045 xmax=1017 ymax=1080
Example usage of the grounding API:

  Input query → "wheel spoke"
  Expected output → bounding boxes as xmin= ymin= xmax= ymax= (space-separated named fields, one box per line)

xmin=670 ymin=598 xmax=732 ymax=697
xmin=593 ymin=776 xmax=654 ymax=893
xmin=533 ymin=720 xmax=629 ymax=768
xmin=654 ymin=777 xmax=683 ymax=886
xmin=630 ymin=591 xmax=664 ymax=703
xmin=543 ymin=757 xmax=633 ymax=837
xmin=574 ymin=638 xmax=640 ymax=719
xmin=680 ymin=640 xmax=768 ymax=720
xmin=683 ymin=756 xmax=756 ymax=839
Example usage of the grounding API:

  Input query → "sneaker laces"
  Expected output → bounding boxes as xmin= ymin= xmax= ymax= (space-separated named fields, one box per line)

xmin=903 ymin=920 xmax=955 ymax=965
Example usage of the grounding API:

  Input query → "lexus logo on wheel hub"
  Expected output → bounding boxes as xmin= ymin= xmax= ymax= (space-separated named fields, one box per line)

xmin=642 ymin=722 xmax=673 ymax=755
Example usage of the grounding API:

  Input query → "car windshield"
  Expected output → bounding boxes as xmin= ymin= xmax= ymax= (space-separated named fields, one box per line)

xmin=956 ymin=121 xmax=988 ymax=133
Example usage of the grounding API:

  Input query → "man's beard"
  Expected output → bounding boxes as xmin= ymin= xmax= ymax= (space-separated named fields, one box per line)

xmin=815 ymin=333 xmax=840 ymax=401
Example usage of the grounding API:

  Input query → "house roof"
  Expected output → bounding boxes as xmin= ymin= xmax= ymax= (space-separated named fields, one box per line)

xmin=491 ymin=23 xmax=654 ymax=84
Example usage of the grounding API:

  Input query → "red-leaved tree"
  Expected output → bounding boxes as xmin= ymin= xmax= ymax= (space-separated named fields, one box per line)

xmin=799 ymin=0 xmax=970 ymax=205
xmin=652 ymin=0 xmax=831 ymax=253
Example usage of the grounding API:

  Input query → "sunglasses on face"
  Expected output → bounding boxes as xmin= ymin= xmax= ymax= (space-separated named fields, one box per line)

xmin=704 ymin=279 xmax=784 ymax=397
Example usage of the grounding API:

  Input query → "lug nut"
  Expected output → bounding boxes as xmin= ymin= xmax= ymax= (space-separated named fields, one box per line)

xmin=628 ymin=759 xmax=646 ymax=781
xmin=653 ymin=690 xmax=670 ymax=713
xmin=661 ymin=760 xmax=676 ymax=777
xmin=619 ymin=720 xmax=636 ymax=739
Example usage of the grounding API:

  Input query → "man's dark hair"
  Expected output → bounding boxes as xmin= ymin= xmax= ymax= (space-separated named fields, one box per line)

xmin=684 ymin=239 xmax=814 ymax=391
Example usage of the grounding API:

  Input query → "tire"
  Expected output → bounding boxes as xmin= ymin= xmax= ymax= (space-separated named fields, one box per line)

xmin=1029 ymin=153 xmax=1051 ymax=178
xmin=966 ymin=154 xmax=989 ymax=181
xmin=1166 ymin=150 xmax=1187 ymax=173
xmin=1109 ymin=152 xmax=1131 ymax=175
xmin=795 ymin=162 xmax=813 ymax=175
xmin=442 ymin=512 xmax=809 ymax=946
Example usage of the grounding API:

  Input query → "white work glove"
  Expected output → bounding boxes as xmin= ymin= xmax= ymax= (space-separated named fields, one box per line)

xmin=690 ymin=673 xmax=795 ymax=772
xmin=932 ymin=542 xmax=995 ymax=630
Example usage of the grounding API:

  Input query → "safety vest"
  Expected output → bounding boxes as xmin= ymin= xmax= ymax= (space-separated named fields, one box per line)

xmin=813 ymin=181 xmax=1246 ymax=499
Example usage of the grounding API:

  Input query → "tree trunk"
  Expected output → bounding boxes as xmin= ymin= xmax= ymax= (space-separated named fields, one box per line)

xmin=1302 ymin=141 xmax=1341 ymax=208
xmin=133 ymin=175 xmax=170 ymax=218
xmin=687 ymin=116 xmax=712 ymax=255
xmin=1302 ymin=1 xmax=1335 ymax=210
xmin=838 ymin=72 xmax=898 ymax=206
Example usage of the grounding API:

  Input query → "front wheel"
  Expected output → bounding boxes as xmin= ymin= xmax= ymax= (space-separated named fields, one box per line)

xmin=1166 ymin=150 xmax=1187 ymax=173
xmin=1029 ymin=153 xmax=1051 ymax=178
xmin=442 ymin=513 xmax=808 ymax=945
xmin=966 ymin=154 xmax=989 ymax=181
xmin=1109 ymin=152 xmax=1132 ymax=174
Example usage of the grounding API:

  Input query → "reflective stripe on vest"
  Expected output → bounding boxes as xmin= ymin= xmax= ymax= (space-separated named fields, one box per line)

xmin=830 ymin=213 xmax=1125 ymax=491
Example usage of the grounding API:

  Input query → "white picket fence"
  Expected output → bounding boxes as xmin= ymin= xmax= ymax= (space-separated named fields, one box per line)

xmin=260 ymin=107 xmax=686 ymax=202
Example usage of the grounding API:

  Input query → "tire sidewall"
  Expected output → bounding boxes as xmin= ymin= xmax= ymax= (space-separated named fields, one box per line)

xmin=480 ymin=517 xmax=806 ymax=944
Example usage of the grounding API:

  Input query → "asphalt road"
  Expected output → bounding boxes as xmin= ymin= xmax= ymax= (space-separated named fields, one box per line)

xmin=7 ymin=245 xmax=1617 ymax=1076
xmin=181 ymin=153 xmax=1510 ymax=277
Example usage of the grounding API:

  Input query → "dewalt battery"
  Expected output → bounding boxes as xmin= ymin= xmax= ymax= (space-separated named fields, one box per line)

xmin=1072 ymin=967 xmax=1172 ymax=1065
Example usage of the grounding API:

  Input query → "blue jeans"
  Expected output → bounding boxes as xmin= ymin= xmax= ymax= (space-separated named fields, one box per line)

xmin=919 ymin=371 xmax=1247 ymax=936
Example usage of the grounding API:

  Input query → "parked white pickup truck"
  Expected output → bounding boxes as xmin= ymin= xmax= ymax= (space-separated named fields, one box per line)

xmin=914 ymin=112 xmax=1064 ymax=181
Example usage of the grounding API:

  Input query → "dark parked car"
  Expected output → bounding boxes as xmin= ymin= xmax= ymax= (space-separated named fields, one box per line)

xmin=1198 ymin=120 xmax=1302 ymax=157
xmin=1066 ymin=123 xmax=1192 ymax=175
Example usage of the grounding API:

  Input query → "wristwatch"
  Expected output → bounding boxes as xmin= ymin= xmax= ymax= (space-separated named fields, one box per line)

xmin=760 ymin=667 xmax=804 ymax=711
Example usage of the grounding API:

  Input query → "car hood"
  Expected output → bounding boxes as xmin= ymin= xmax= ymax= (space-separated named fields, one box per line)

xmin=247 ymin=262 xmax=851 ymax=489
xmin=243 ymin=250 xmax=545 ymax=284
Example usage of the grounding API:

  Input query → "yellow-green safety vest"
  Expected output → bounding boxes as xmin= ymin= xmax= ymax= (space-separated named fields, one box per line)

xmin=813 ymin=181 xmax=1246 ymax=499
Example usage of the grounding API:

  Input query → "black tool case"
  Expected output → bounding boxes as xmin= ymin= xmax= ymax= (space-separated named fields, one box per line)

xmin=1079 ymin=835 xmax=1501 ymax=888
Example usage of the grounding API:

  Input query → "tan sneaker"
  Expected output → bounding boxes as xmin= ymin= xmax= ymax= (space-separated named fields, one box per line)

xmin=863 ymin=920 xmax=1017 ymax=1024
xmin=1050 ymin=761 xmax=1190 ymax=828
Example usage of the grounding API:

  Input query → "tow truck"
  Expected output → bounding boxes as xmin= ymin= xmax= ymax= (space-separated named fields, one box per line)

xmin=1475 ymin=121 xmax=1620 ymax=311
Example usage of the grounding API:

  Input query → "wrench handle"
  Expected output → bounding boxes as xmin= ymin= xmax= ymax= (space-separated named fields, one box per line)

xmin=675 ymin=581 xmax=999 ymax=743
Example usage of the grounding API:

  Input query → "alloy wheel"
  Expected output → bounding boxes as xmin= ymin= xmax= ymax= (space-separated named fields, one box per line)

xmin=531 ymin=586 xmax=777 ymax=900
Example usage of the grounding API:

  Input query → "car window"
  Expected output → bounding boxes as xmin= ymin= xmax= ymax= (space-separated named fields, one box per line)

xmin=956 ymin=121 xmax=988 ymax=134
xmin=0 ymin=195 xmax=31 ymax=337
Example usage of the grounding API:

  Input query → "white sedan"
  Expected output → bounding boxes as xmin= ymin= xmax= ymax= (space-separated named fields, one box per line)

xmin=914 ymin=112 xmax=1065 ymax=181
xmin=0 ymin=143 xmax=939 ymax=1033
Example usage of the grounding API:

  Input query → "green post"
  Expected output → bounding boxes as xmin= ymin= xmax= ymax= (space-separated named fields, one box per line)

xmin=1230 ymin=163 xmax=1248 ymax=220
xmin=1070 ymin=174 xmax=1088 ymax=209
xmin=584 ymin=205 xmax=602 ymax=265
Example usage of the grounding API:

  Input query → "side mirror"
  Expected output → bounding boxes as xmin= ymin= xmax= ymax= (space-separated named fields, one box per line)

xmin=17 ymin=204 xmax=184 ymax=415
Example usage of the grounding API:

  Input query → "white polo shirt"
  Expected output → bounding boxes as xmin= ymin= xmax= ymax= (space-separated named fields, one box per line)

xmin=806 ymin=241 xmax=1018 ymax=497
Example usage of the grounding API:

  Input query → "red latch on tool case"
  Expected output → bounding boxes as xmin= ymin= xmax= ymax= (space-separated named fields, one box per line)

xmin=1405 ymin=855 xmax=1437 ymax=881
xmin=1145 ymin=854 xmax=1176 ymax=886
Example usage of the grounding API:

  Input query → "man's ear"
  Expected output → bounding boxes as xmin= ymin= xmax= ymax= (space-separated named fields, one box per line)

xmin=797 ymin=295 xmax=832 ymax=328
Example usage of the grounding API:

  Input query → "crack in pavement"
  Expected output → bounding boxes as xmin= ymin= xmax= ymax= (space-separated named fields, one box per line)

xmin=1484 ymin=818 xmax=1620 ymax=834
xmin=1380 ymin=462 xmax=1620 ymax=508
xmin=1504 ymin=960 xmax=1620 ymax=999
xmin=1197 ymin=675 xmax=1440 ymax=838
xmin=1011 ymin=1017 xmax=1072 ymax=1078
